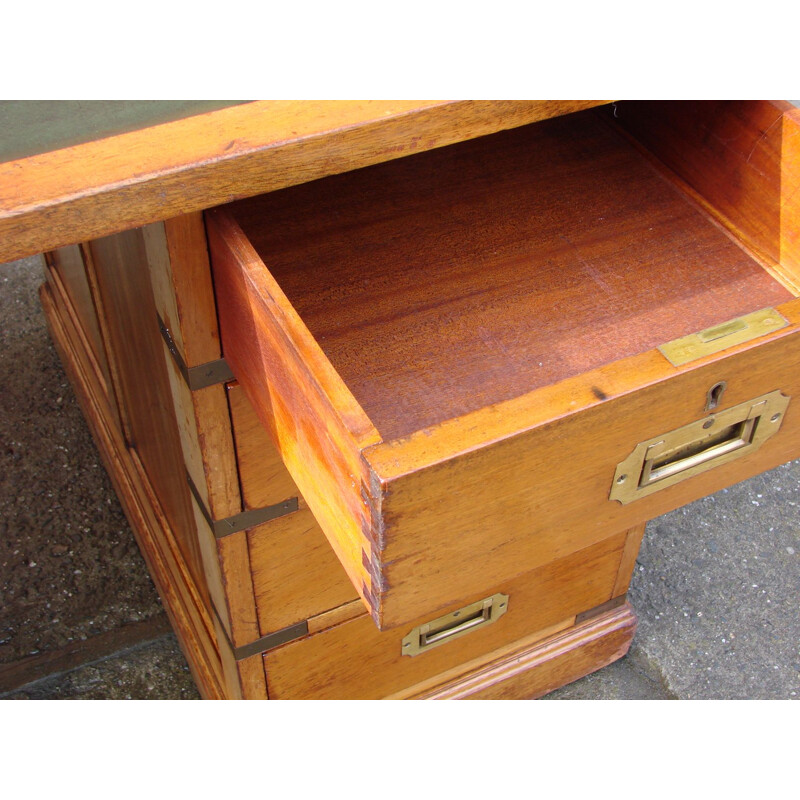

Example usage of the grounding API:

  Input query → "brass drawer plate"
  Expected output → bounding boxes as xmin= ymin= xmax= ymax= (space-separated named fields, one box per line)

xmin=401 ymin=593 xmax=509 ymax=656
xmin=610 ymin=390 xmax=790 ymax=504
xmin=658 ymin=308 xmax=788 ymax=366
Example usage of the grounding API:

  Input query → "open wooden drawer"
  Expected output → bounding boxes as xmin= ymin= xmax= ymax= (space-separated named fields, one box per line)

xmin=207 ymin=100 xmax=800 ymax=630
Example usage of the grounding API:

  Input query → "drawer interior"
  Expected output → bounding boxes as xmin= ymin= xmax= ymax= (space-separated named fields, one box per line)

xmin=226 ymin=106 xmax=796 ymax=441
xmin=209 ymin=100 xmax=800 ymax=629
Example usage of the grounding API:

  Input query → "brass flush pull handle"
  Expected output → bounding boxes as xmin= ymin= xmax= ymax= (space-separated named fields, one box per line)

xmin=421 ymin=604 xmax=491 ymax=647
xmin=639 ymin=412 xmax=759 ymax=488
xmin=610 ymin=390 xmax=790 ymax=504
xmin=401 ymin=593 xmax=508 ymax=656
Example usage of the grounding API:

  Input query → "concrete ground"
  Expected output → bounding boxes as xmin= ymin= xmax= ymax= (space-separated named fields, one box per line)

xmin=1 ymin=255 xmax=798 ymax=700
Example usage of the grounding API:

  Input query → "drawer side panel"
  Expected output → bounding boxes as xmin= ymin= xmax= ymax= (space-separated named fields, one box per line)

xmin=207 ymin=209 xmax=382 ymax=619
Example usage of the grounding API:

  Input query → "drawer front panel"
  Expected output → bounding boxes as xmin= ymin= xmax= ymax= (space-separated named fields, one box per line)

xmin=371 ymin=318 xmax=800 ymax=627
xmin=263 ymin=532 xmax=627 ymax=699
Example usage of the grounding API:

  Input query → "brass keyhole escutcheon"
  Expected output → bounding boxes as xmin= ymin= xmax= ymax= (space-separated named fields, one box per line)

xmin=705 ymin=381 xmax=727 ymax=412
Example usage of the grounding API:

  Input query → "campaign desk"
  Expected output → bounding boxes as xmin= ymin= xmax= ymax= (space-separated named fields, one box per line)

xmin=2 ymin=100 xmax=798 ymax=699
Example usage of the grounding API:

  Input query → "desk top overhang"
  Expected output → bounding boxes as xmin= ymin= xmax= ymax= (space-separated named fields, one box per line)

xmin=0 ymin=100 xmax=607 ymax=264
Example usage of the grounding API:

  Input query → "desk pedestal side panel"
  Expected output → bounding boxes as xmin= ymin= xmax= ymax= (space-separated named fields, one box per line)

xmin=39 ymin=260 xmax=227 ymax=699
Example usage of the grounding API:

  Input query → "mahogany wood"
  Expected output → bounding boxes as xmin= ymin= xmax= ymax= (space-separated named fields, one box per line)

xmin=227 ymin=384 xmax=359 ymax=634
xmin=227 ymin=109 xmax=791 ymax=440
xmin=387 ymin=617 xmax=576 ymax=699
xmin=369 ymin=314 xmax=800 ymax=626
xmin=613 ymin=523 xmax=647 ymax=598
xmin=415 ymin=603 xmax=637 ymax=700
xmin=44 ymin=245 xmax=110 ymax=393
xmin=44 ymin=251 xmax=120 ymax=433
xmin=146 ymin=216 xmax=241 ymax=520
xmin=248 ymin=507 xmax=360 ymax=636
xmin=145 ymin=219 xmax=259 ymax=647
xmin=306 ymin=600 xmax=366 ymax=636
xmin=40 ymin=273 xmax=225 ymax=699
xmin=227 ymin=382 xmax=301 ymax=510
xmin=86 ymin=230 xmax=205 ymax=597
xmin=0 ymin=101 xmax=607 ymax=264
xmin=609 ymin=101 xmax=800 ymax=288
xmin=263 ymin=532 xmax=626 ymax=699
xmin=209 ymin=103 xmax=800 ymax=629
xmin=208 ymin=211 xmax=383 ymax=614
xmin=31 ymin=100 xmax=800 ymax=699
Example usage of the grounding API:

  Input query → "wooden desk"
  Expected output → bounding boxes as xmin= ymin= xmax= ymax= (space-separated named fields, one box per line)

xmin=4 ymin=100 xmax=798 ymax=698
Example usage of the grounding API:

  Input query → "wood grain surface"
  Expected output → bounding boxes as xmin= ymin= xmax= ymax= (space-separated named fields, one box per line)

xmin=212 ymin=101 xmax=800 ymax=629
xmin=40 ymin=275 xmax=225 ymax=699
xmin=227 ymin=383 xmax=360 ymax=636
xmin=229 ymin=108 xmax=792 ymax=441
xmin=0 ymin=100 xmax=606 ymax=264
xmin=227 ymin=382 xmax=301 ymax=510
xmin=263 ymin=532 xmax=626 ymax=699
xmin=248 ymin=508 xmax=359 ymax=637
xmin=86 ymin=229 xmax=207 ymax=599
xmin=415 ymin=603 xmax=636 ymax=700
xmin=609 ymin=101 xmax=800 ymax=288
xmin=368 ymin=306 xmax=800 ymax=627
xmin=207 ymin=209 xmax=383 ymax=617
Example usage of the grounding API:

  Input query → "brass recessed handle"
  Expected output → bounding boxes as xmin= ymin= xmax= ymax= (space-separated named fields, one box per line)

xmin=610 ymin=390 xmax=790 ymax=504
xmin=401 ymin=594 xmax=508 ymax=656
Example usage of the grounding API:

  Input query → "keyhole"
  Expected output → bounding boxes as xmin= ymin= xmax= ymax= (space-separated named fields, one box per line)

xmin=705 ymin=381 xmax=727 ymax=411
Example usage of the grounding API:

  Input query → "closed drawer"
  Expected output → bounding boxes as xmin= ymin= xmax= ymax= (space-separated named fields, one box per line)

xmin=207 ymin=101 xmax=800 ymax=630
xmin=263 ymin=532 xmax=628 ymax=700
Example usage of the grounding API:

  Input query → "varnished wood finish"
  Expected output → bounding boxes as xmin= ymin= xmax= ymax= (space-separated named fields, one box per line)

xmin=162 ymin=214 xmax=226 ymax=368
xmin=210 ymin=104 xmax=800 ymax=629
xmin=0 ymin=101 xmax=607 ymax=264
xmin=33 ymin=100 xmax=800 ymax=699
xmin=263 ymin=533 xmax=626 ymax=699
xmin=227 ymin=382 xmax=300 ymax=510
xmin=783 ymin=109 xmax=800 ymax=275
xmin=213 ymin=614 xmax=269 ymax=700
xmin=40 ymin=272 xmax=225 ymax=699
xmin=208 ymin=211 xmax=383 ymax=614
xmin=369 ymin=311 xmax=800 ymax=626
xmin=248 ymin=507 xmax=359 ymax=636
xmin=609 ymin=101 xmax=800 ymax=288
xmin=145 ymin=219 xmax=260 ymax=648
xmin=44 ymin=250 xmax=121 ymax=433
xmin=44 ymin=245 xmax=111 ymax=394
xmin=387 ymin=617 xmax=576 ymax=699
xmin=613 ymin=523 xmax=647 ymax=598
xmin=228 ymin=110 xmax=790 ymax=440
xmin=306 ymin=600 xmax=366 ymax=636
xmin=415 ymin=603 xmax=636 ymax=700
xmin=146 ymin=216 xmax=241 ymax=520
xmin=227 ymin=383 xmax=360 ymax=634
xmin=86 ymin=228 xmax=208 ymax=602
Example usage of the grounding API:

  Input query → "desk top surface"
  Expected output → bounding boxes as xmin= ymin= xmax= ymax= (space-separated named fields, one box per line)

xmin=0 ymin=100 xmax=606 ymax=263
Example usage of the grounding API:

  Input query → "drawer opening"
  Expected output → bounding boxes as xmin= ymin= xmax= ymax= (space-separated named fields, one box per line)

xmin=220 ymin=104 xmax=796 ymax=443
xmin=208 ymin=100 xmax=800 ymax=629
